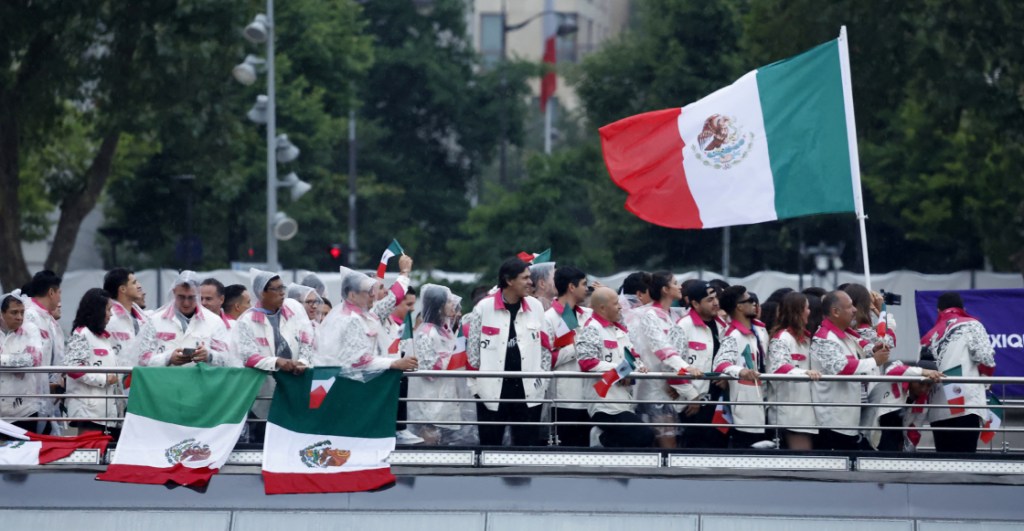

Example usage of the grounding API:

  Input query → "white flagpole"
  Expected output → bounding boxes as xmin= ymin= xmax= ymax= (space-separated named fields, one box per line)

xmin=543 ymin=103 xmax=553 ymax=154
xmin=838 ymin=26 xmax=871 ymax=292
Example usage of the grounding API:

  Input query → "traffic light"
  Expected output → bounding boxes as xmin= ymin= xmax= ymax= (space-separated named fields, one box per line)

xmin=328 ymin=244 xmax=343 ymax=261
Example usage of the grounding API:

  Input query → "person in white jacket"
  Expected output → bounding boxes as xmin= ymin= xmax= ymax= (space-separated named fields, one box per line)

xmin=631 ymin=271 xmax=701 ymax=449
xmin=317 ymin=268 xmax=417 ymax=377
xmin=576 ymin=287 xmax=654 ymax=448
xmin=0 ymin=294 xmax=48 ymax=434
xmin=103 ymin=268 xmax=149 ymax=365
xmin=810 ymin=290 xmax=890 ymax=450
xmin=922 ymin=292 xmax=996 ymax=453
xmin=408 ymin=284 xmax=468 ymax=445
xmin=234 ymin=269 xmax=314 ymax=439
xmin=465 ymin=257 xmax=551 ymax=446
xmin=64 ymin=288 xmax=123 ymax=437
xmin=675 ymin=280 xmax=728 ymax=449
xmin=544 ymin=266 xmax=592 ymax=447
xmin=713 ymin=285 xmax=772 ymax=448
xmin=135 ymin=271 xmax=235 ymax=367
xmin=22 ymin=270 xmax=65 ymax=430
xmin=766 ymin=292 xmax=821 ymax=450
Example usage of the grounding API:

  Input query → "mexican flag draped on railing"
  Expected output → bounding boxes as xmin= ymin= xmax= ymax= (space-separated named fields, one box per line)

xmin=0 ymin=419 xmax=111 ymax=465
xmin=96 ymin=364 xmax=402 ymax=493
xmin=98 ymin=364 xmax=264 ymax=488
xmin=262 ymin=368 xmax=401 ymax=494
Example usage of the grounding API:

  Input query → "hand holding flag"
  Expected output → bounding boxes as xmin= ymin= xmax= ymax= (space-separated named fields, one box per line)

xmin=594 ymin=348 xmax=638 ymax=398
xmin=448 ymin=323 xmax=468 ymax=370
xmin=376 ymin=239 xmax=405 ymax=278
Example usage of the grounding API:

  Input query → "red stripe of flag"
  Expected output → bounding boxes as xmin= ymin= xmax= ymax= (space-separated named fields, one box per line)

xmin=263 ymin=467 xmax=396 ymax=495
xmin=553 ymin=329 xmax=575 ymax=350
xmin=599 ymin=108 xmax=702 ymax=229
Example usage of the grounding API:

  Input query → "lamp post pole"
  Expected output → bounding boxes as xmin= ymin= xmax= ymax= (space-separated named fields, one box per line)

xmin=348 ymin=108 xmax=358 ymax=266
xmin=264 ymin=0 xmax=279 ymax=270
xmin=498 ymin=0 xmax=508 ymax=186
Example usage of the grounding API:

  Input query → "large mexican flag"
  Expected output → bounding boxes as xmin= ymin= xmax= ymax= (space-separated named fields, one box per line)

xmin=600 ymin=28 xmax=861 ymax=229
xmin=97 ymin=364 xmax=264 ymax=488
xmin=262 ymin=368 xmax=402 ymax=494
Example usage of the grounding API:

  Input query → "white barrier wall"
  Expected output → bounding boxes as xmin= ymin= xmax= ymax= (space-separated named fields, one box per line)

xmin=14 ymin=268 xmax=1022 ymax=362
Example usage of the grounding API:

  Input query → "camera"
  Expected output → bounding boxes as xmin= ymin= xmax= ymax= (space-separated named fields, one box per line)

xmin=880 ymin=290 xmax=902 ymax=306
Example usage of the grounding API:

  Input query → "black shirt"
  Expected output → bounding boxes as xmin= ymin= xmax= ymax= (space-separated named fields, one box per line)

xmin=705 ymin=318 xmax=721 ymax=355
xmin=499 ymin=300 xmax=524 ymax=400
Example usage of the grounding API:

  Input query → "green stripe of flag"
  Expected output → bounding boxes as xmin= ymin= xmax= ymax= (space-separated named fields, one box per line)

xmin=757 ymin=38 xmax=855 ymax=219
xmin=741 ymin=344 xmax=754 ymax=370
xmin=127 ymin=365 xmax=265 ymax=428
xmin=269 ymin=370 xmax=401 ymax=438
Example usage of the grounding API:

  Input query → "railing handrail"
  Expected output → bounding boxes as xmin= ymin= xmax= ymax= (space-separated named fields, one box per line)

xmin=1 ymin=365 xmax=1016 ymax=385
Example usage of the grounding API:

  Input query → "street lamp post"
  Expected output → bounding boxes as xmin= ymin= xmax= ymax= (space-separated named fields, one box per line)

xmin=236 ymin=1 xmax=308 ymax=269
xmin=263 ymin=0 xmax=278 ymax=270
xmin=498 ymin=2 xmax=577 ymax=185
xmin=802 ymin=241 xmax=845 ymax=289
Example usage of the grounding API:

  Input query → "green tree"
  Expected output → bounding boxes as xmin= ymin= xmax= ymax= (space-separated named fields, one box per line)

xmin=0 ymin=0 xmax=286 ymax=288
xmin=103 ymin=0 xmax=372 ymax=272
xmin=451 ymin=145 xmax=615 ymax=274
xmin=351 ymin=0 xmax=533 ymax=270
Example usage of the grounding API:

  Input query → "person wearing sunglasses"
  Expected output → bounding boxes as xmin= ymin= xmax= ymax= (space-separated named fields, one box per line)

xmin=713 ymin=285 xmax=772 ymax=449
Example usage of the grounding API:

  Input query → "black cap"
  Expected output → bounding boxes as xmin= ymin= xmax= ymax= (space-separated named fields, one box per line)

xmin=686 ymin=281 xmax=713 ymax=304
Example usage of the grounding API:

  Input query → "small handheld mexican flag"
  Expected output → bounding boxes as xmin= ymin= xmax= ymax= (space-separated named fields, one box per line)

xmin=517 ymin=248 xmax=551 ymax=265
xmin=876 ymin=303 xmax=891 ymax=339
xmin=712 ymin=402 xmax=733 ymax=434
xmin=942 ymin=365 xmax=966 ymax=415
xmin=980 ymin=393 xmax=1004 ymax=444
xmin=0 ymin=419 xmax=111 ymax=466
xmin=448 ymin=322 xmax=468 ymax=370
xmin=741 ymin=344 xmax=755 ymax=370
xmin=553 ymin=303 xmax=579 ymax=350
xmin=376 ymin=239 xmax=404 ymax=278
xmin=594 ymin=348 xmax=637 ymax=398
xmin=97 ymin=364 xmax=264 ymax=488
xmin=262 ymin=369 xmax=402 ymax=494
xmin=388 ymin=313 xmax=414 ymax=355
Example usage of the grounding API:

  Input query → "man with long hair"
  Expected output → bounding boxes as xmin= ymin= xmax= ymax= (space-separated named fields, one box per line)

xmin=465 ymin=257 xmax=550 ymax=446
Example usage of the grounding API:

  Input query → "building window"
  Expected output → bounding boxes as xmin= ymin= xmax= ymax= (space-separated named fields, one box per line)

xmin=480 ymin=13 xmax=503 ymax=68
xmin=556 ymin=13 xmax=578 ymax=64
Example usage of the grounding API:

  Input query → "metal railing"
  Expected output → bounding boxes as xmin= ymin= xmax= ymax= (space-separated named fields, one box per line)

xmin=1 ymin=366 xmax=1019 ymax=452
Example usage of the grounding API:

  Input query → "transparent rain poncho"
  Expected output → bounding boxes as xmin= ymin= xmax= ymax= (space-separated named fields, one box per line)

xmin=133 ymin=270 xmax=236 ymax=367
xmin=286 ymin=283 xmax=322 ymax=323
xmin=299 ymin=273 xmax=327 ymax=298
xmin=249 ymin=267 xmax=279 ymax=298
xmin=407 ymin=284 xmax=476 ymax=445
xmin=316 ymin=268 xmax=391 ymax=381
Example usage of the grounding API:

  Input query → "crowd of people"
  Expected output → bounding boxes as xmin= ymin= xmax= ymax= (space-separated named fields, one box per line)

xmin=0 ymin=254 xmax=999 ymax=453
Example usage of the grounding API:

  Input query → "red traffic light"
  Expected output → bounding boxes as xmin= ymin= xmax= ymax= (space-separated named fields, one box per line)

xmin=328 ymin=244 xmax=343 ymax=260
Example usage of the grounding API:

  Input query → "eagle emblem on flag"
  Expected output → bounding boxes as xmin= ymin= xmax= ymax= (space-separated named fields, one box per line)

xmin=164 ymin=438 xmax=212 ymax=464
xmin=692 ymin=114 xmax=754 ymax=170
xmin=0 ymin=440 xmax=26 ymax=449
xmin=300 ymin=440 xmax=351 ymax=468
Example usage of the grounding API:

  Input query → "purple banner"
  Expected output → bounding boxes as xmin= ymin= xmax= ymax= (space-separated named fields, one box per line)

xmin=915 ymin=288 xmax=1024 ymax=397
